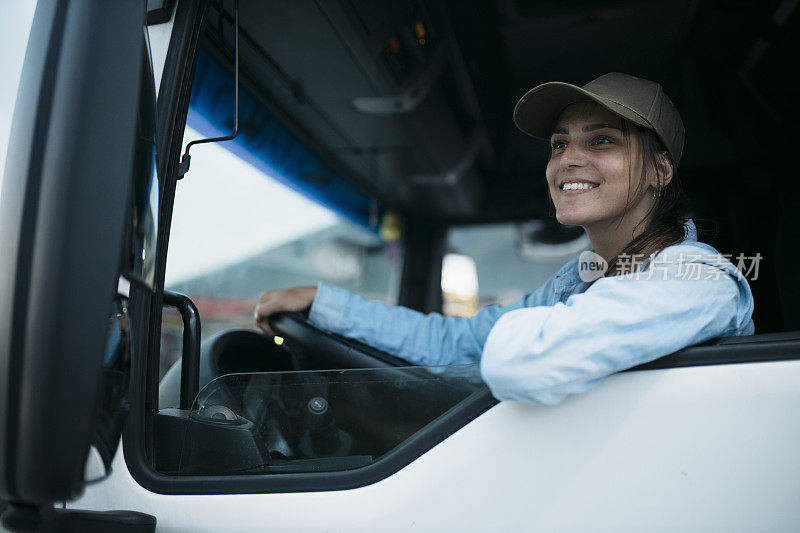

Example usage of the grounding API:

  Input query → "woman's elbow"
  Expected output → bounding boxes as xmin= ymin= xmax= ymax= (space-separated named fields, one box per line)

xmin=479 ymin=309 xmax=569 ymax=404
xmin=481 ymin=355 xmax=587 ymax=405
xmin=479 ymin=350 xmax=549 ymax=403
xmin=479 ymin=353 xmax=516 ymax=398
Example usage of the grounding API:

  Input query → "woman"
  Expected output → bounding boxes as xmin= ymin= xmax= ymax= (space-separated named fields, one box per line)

xmin=254 ymin=72 xmax=754 ymax=405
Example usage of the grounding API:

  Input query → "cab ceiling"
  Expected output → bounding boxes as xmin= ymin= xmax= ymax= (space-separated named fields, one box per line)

xmin=202 ymin=0 xmax=794 ymax=222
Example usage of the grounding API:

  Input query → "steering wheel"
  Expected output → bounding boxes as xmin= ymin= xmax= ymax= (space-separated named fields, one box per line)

xmin=268 ymin=312 xmax=412 ymax=370
xmin=159 ymin=312 xmax=412 ymax=409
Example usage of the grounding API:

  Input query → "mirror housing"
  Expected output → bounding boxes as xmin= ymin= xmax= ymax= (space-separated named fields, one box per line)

xmin=0 ymin=0 xmax=145 ymax=505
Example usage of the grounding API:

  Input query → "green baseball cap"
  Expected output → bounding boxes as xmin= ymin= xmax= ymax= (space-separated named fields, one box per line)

xmin=513 ymin=72 xmax=685 ymax=165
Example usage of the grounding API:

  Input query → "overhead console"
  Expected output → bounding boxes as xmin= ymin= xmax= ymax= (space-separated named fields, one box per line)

xmin=199 ymin=0 xmax=494 ymax=219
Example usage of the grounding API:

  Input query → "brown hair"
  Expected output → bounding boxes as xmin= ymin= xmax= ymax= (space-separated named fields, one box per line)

xmin=601 ymin=123 xmax=691 ymax=277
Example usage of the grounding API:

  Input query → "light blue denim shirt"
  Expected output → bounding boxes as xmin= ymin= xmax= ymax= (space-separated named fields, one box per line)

xmin=309 ymin=220 xmax=755 ymax=405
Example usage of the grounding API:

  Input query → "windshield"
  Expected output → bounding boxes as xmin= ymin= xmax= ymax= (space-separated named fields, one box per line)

xmin=161 ymin=125 xmax=404 ymax=377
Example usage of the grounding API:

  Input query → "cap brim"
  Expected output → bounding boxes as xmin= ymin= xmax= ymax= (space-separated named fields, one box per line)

xmin=513 ymin=82 xmax=652 ymax=140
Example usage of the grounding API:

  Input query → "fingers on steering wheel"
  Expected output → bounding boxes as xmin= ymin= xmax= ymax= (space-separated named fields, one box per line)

xmin=255 ymin=315 xmax=276 ymax=337
xmin=258 ymin=290 xmax=274 ymax=304
xmin=254 ymin=291 xmax=286 ymax=337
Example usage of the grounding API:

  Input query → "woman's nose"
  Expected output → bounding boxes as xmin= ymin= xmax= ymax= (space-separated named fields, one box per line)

xmin=560 ymin=142 xmax=586 ymax=168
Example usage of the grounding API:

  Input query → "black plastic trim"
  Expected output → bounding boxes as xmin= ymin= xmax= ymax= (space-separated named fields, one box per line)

xmin=123 ymin=0 xmax=211 ymax=493
xmin=629 ymin=331 xmax=800 ymax=371
xmin=0 ymin=0 xmax=68 ymax=499
xmin=146 ymin=0 xmax=176 ymax=26
xmin=398 ymin=218 xmax=446 ymax=313
xmin=2 ymin=503 xmax=156 ymax=533
xmin=163 ymin=291 xmax=201 ymax=410
xmin=133 ymin=386 xmax=497 ymax=495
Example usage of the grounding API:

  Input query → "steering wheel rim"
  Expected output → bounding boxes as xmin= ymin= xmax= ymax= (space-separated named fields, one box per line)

xmin=268 ymin=312 xmax=413 ymax=369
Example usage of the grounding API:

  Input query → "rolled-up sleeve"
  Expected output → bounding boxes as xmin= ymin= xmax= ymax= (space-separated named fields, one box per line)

xmin=480 ymin=247 xmax=755 ymax=405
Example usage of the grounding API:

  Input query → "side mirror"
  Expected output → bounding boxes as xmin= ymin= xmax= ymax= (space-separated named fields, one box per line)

xmin=0 ymin=0 xmax=145 ymax=508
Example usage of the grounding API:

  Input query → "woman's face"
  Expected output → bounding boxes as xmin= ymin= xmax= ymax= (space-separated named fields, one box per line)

xmin=545 ymin=102 xmax=646 ymax=228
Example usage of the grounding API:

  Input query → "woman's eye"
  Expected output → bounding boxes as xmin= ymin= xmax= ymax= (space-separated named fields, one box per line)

xmin=551 ymin=140 xmax=566 ymax=150
xmin=592 ymin=136 xmax=613 ymax=145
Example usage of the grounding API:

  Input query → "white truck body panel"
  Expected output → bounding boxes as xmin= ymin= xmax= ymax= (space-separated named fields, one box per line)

xmin=71 ymin=360 xmax=800 ymax=532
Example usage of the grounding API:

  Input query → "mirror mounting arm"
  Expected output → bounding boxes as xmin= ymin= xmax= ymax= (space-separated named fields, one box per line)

xmin=177 ymin=0 xmax=239 ymax=180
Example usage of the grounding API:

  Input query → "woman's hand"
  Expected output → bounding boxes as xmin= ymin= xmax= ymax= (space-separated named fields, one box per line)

xmin=254 ymin=286 xmax=318 ymax=336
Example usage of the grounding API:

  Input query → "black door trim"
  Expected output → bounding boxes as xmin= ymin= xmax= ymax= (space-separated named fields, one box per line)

xmin=631 ymin=331 xmax=800 ymax=371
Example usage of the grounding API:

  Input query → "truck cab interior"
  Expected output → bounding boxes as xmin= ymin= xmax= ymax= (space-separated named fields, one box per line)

xmin=2 ymin=0 xmax=799 ymax=530
xmin=146 ymin=0 xmax=800 ymax=489
xmin=184 ymin=0 xmax=797 ymax=332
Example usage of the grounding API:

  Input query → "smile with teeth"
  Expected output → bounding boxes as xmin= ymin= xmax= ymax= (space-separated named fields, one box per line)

xmin=561 ymin=182 xmax=597 ymax=191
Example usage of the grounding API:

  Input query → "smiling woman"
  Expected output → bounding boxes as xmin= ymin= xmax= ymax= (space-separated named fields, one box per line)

xmin=545 ymin=102 xmax=690 ymax=279
xmin=255 ymin=72 xmax=755 ymax=406
xmin=522 ymin=73 xmax=691 ymax=281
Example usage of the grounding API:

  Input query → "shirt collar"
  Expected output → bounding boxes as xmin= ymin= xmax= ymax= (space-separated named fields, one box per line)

xmin=557 ymin=218 xmax=697 ymax=279
xmin=683 ymin=218 xmax=698 ymax=242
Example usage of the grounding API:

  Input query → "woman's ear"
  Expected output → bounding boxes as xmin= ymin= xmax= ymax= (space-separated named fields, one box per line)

xmin=654 ymin=151 xmax=674 ymax=188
